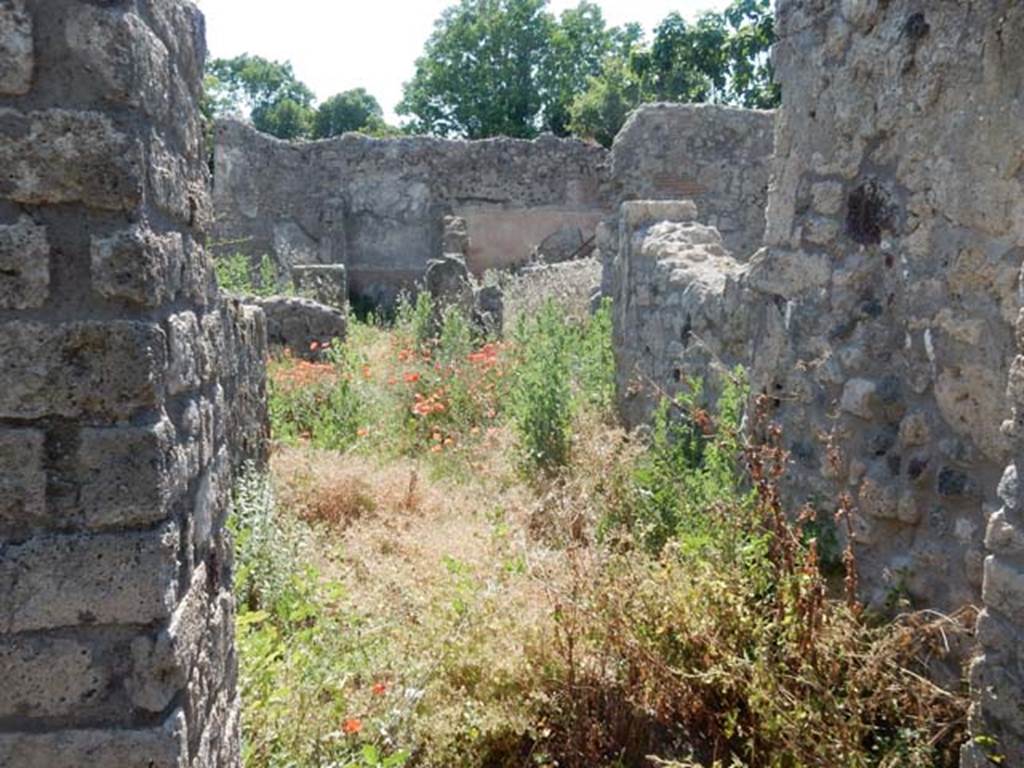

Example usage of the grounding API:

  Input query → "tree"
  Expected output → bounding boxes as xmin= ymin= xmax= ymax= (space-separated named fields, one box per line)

xmin=569 ymin=0 xmax=779 ymax=147
xmin=539 ymin=2 xmax=616 ymax=135
xmin=398 ymin=0 xmax=553 ymax=138
xmin=313 ymin=89 xmax=385 ymax=138
xmin=206 ymin=54 xmax=316 ymax=139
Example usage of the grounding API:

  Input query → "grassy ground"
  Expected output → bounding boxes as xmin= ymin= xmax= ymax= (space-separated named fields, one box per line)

xmin=231 ymin=295 xmax=971 ymax=768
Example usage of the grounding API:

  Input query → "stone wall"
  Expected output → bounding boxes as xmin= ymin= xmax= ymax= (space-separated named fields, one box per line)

xmin=745 ymin=0 xmax=1024 ymax=620
xmin=213 ymin=120 xmax=612 ymax=305
xmin=610 ymin=104 xmax=774 ymax=260
xmin=0 ymin=1 xmax=259 ymax=765
xmin=612 ymin=201 xmax=752 ymax=428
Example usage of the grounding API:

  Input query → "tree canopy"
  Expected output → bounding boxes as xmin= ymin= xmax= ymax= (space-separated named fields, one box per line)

xmin=399 ymin=0 xmax=778 ymax=145
xmin=204 ymin=55 xmax=396 ymax=141
xmin=203 ymin=0 xmax=778 ymax=145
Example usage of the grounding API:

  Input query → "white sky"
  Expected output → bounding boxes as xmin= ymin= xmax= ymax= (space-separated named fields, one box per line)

xmin=196 ymin=0 xmax=731 ymax=123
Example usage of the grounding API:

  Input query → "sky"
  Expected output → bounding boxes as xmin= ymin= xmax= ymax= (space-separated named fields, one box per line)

xmin=196 ymin=0 xmax=731 ymax=124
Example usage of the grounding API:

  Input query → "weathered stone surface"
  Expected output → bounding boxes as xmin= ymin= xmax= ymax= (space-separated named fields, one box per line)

xmin=0 ymin=0 xmax=32 ymax=95
xmin=425 ymin=254 xmax=474 ymax=318
xmin=0 ymin=428 xmax=45 ymax=535
xmin=0 ymin=5 xmax=249 ymax=762
xmin=442 ymin=215 xmax=469 ymax=257
xmin=0 ymin=710 xmax=189 ymax=768
xmin=0 ymin=321 xmax=166 ymax=420
xmin=0 ymin=216 xmax=49 ymax=309
xmin=0 ymin=524 xmax=180 ymax=633
xmin=213 ymin=119 xmax=611 ymax=305
xmin=0 ymin=109 xmax=143 ymax=210
xmin=613 ymin=201 xmax=750 ymax=427
xmin=75 ymin=419 xmax=181 ymax=531
xmin=91 ymin=225 xmax=185 ymax=307
xmin=0 ymin=635 xmax=112 ymax=719
xmin=609 ymin=104 xmax=774 ymax=259
xmin=252 ymin=295 xmax=346 ymax=360
xmin=292 ymin=264 xmax=348 ymax=310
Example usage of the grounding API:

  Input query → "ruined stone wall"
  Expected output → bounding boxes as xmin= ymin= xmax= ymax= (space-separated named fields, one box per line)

xmin=609 ymin=104 xmax=774 ymax=260
xmin=597 ymin=104 xmax=774 ymax=301
xmin=612 ymin=201 xmax=752 ymax=428
xmin=0 ymin=1 xmax=259 ymax=765
xmin=745 ymin=0 xmax=1024 ymax=620
xmin=213 ymin=120 xmax=612 ymax=304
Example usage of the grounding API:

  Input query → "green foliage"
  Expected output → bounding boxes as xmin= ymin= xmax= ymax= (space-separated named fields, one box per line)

xmin=269 ymin=341 xmax=365 ymax=450
xmin=395 ymin=291 xmax=436 ymax=348
xmin=204 ymin=54 xmax=396 ymax=141
xmin=508 ymin=301 xmax=574 ymax=472
xmin=206 ymin=54 xmax=316 ymax=139
xmin=539 ymin=1 xmax=616 ymax=135
xmin=603 ymin=371 xmax=750 ymax=555
xmin=398 ymin=0 xmax=553 ymax=138
xmin=229 ymin=469 xmax=411 ymax=768
xmin=570 ymin=0 xmax=779 ymax=146
xmin=214 ymin=252 xmax=280 ymax=297
xmin=314 ymin=88 xmax=386 ymax=138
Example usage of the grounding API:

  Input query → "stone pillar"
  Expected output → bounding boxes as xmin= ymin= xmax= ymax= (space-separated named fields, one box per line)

xmin=962 ymin=305 xmax=1024 ymax=765
xmin=0 ymin=1 xmax=243 ymax=766
xmin=749 ymin=0 xmax=1024 ymax=615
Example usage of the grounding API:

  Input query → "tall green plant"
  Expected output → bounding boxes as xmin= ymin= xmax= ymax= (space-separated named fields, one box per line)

xmin=509 ymin=301 xmax=574 ymax=473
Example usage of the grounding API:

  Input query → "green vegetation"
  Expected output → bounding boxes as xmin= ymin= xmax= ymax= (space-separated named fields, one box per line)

xmin=205 ymin=55 xmax=398 ymax=140
xmin=400 ymin=0 xmax=778 ymax=144
xmin=213 ymin=252 xmax=281 ymax=297
xmin=203 ymin=0 xmax=778 ymax=145
xmin=234 ymin=297 xmax=970 ymax=767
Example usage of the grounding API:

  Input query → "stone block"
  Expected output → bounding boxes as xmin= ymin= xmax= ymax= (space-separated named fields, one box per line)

xmin=129 ymin=563 xmax=208 ymax=712
xmin=0 ymin=635 xmax=112 ymax=719
xmin=983 ymin=555 xmax=1024 ymax=624
xmin=0 ymin=523 xmax=180 ymax=633
xmin=0 ymin=427 xmax=45 ymax=534
xmin=0 ymin=215 xmax=48 ymax=309
xmin=621 ymin=199 xmax=698 ymax=229
xmin=167 ymin=311 xmax=202 ymax=395
xmin=0 ymin=321 xmax=166 ymax=420
xmin=292 ymin=264 xmax=348 ymax=310
xmin=76 ymin=419 xmax=182 ymax=530
xmin=0 ymin=109 xmax=143 ymax=211
xmin=64 ymin=6 xmax=171 ymax=116
xmin=252 ymin=295 xmax=346 ymax=360
xmin=91 ymin=225 xmax=184 ymax=307
xmin=0 ymin=709 xmax=188 ymax=768
xmin=0 ymin=0 xmax=32 ymax=95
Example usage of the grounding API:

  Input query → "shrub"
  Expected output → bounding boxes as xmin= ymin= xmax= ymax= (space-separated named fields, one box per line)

xmin=214 ymin=252 xmax=281 ymax=297
xmin=508 ymin=300 xmax=575 ymax=473
xmin=603 ymin=371 xmax=748 ymax=555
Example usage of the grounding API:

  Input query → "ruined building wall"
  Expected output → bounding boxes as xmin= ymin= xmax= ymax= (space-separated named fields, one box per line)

xmin=745 ymin=0 xmax=1024 ymax=619
xmin=0 ymin=1 xmax=262 ymax=765
xmin=610 ymin=104 xmax=774 ymax=260
xmin=213 ymin=121 xmax=612 ymax=304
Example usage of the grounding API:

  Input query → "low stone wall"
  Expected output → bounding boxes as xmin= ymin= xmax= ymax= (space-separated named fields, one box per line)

xmin=213 ymin=122 xmax=612 ymax=305
xmin=612 ymin=201 xmax=750 ymax=428
xmin=0 ymin=2 xmax=264 ymax=765
xmin=596 ymin=103 xmax=775 ymax=301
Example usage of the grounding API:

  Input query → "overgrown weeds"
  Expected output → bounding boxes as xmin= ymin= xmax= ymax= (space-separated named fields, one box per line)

xmin=238 ymin=295 xmax=970 ymax=768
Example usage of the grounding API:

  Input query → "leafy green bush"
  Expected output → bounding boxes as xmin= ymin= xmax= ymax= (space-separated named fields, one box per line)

xmin=214 ymin=252 xmax=280 ymax=297
xmin=508 ymin=300 xmax=574 ymax=473
xmin=604 ymin=371 xmax=749 ymax=555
